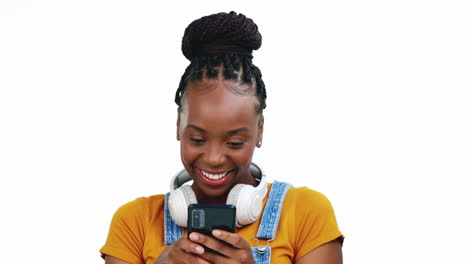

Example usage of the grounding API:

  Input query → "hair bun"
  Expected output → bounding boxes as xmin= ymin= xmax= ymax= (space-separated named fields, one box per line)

xmin=182 ymin=11 xmax=262 ymax=61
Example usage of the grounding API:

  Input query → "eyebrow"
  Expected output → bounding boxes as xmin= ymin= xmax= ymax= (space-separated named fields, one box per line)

xmin=187 ymin=124 xmax=250 ymax=135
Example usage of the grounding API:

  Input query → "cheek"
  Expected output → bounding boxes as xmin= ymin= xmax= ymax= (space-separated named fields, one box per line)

xmin=180 ymin=141 xmax=199 ymax=164
xmin=229 ymin=145 xmax=256 ymax=165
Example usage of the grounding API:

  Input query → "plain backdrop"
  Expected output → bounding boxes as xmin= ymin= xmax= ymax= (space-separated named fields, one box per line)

xmin=1 ymin=0 xmax=467 ymax=263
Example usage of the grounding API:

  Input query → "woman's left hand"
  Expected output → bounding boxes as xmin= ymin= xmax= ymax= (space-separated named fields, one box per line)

xmin=188 ymin=229 xmax=255 ymax=264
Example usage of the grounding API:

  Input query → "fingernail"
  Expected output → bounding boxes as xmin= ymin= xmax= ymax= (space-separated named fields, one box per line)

xmin=189 ymin=233 xmax=199 ymax=241
xmin=212 ymin=230 xmax=221 ymax=237
xmin=195 ymin=245 xmax=204 ymax=254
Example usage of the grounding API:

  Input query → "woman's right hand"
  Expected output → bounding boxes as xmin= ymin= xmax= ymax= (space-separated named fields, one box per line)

xmin=154 ymin=237 xmax=210 ymax=264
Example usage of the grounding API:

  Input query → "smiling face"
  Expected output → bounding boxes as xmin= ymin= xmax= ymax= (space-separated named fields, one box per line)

xmin=177 ymin=78 xmax=263 ymax=204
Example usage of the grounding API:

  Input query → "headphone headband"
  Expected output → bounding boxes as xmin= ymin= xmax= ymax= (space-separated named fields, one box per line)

xmin=170 ymin=170 xmax=192 ymax=192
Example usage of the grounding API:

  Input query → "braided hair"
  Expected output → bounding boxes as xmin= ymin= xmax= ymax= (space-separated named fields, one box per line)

xmin=175 ymin=11 xmax=267 ymax=116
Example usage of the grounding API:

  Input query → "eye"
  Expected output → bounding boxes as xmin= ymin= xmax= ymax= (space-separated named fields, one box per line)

xmin=227 ymin=141 xmax=245 ymax=148
xmin=190 ymin=138 xmax=205 ymax=144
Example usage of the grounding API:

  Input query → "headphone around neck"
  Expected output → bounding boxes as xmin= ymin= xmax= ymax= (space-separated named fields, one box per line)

xmin=168 ymin=163 xmax=268 ymax=227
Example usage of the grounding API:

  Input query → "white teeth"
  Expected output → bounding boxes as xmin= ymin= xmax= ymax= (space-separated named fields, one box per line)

xmin=201 ymin=170 xmax=229 ymax=180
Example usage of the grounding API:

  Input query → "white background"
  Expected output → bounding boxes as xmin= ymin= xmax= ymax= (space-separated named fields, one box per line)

xmin=1 ymin=0 xmax=467 ymax=263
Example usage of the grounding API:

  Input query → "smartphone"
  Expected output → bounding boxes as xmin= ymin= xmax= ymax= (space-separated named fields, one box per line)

xmin=188 ymin=204 xmax=236 ymax=255
xmin=188 ymin=204 xmax=236 ymax=237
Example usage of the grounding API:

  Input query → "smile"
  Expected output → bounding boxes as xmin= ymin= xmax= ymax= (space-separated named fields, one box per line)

xmin=195 ymin=168 xmax=235 ymax=187
xmin=200 ymin=170 xmax=230 ymax=180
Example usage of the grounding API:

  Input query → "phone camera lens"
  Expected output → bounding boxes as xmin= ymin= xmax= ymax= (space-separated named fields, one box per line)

xmin=192 ymin=209 xmax=205 ymax=228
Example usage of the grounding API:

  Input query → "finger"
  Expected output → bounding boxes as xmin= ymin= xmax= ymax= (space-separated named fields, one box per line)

xmin=186 ymin=253 xmax=213 ymax=264
xmin=175 ymin=237 xmax=205 ymax=255
xmin=164 ymin=240 xmax=210 ymax=264
xmin=189 ymin=232 xmax=235 ymax=256
xmin=198 ymin=249 xmax=229 ymax=264
xmin=212 ymin=229 xmax=250 ymax=249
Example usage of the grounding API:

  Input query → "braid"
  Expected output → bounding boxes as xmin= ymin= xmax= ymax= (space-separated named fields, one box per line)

xmin=251 ymin=65 xmax=267 ymax=110
xmin=175 ymin=11 xmax=267 ymax=115
xmin=222 ymin=54 xmax=237 ymax=80
xmin=231 ymin=54 xmax=241 ymax=72
xmin=175 ymin=65 xmax=192 ymax=108
xmin=190 ymin=57 xmax=203 ymax=81
xmin=205 ymin=56 xmax=218 ymax=78
xmin=241 ymin=56 xmax=253 ymax=83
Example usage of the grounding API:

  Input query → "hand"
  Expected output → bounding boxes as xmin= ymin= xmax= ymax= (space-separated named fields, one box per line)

xmin=154 ymin=237 xmax=211 ymax=264
xmin=188 ymin=229 xmax=255 ymax=264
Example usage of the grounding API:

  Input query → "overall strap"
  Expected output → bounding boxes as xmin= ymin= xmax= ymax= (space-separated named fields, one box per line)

xmin=256 ymin=181 xmax=292 ymax=240
xmin=164 ymin=192 xmax=184 ymax=245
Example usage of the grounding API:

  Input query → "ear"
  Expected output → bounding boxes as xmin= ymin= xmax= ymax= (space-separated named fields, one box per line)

xmin=176 ymin=118 xmax=181 ymax=141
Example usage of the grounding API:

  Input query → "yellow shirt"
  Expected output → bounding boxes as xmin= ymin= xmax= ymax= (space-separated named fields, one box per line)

xmin=100 ymin=183 xmax=343 ymax=263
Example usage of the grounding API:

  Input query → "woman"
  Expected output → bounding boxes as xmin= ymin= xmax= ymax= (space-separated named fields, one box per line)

xmin=100 ymin=11 xmax=344 ymax=264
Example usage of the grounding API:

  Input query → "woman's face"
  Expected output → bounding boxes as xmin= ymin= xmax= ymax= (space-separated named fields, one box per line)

xmin=177 ymin=78 xmax=263 ymax=204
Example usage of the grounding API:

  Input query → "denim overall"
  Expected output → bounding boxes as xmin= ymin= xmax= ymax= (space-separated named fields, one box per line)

xmin=164 ymin=181 xmax=292 ymax=264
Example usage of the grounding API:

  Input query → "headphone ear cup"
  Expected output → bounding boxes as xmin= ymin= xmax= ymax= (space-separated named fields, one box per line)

xmin=168 ymin=185 xmax=197 ymax=227
xmin=227 ymin=184 xmax=263 ymax=227
xmin=226 ymin=184 xmax=244 ymax=227
xmin=226 ymin=184 xmax=244 ymax=207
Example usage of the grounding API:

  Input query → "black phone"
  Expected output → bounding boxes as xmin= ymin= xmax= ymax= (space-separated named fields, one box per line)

xmin=188 ymin=204 xmax=236 ymax=255
xmin=187 ymin=204 xmax=236 ymax=237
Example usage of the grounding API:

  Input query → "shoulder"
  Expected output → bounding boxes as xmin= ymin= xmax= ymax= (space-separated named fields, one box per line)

xmin=112 ymin=194 xmax=166 ymax=222
xmin=280 ymin=184 xmax=344 ymax=260
xmin=282 ymin=185 xmax=338 ymax=222
xmin=285 ymin=186 xmax=333 ymax=209
xmin=101 ymin=194 xmax=167 ymax=262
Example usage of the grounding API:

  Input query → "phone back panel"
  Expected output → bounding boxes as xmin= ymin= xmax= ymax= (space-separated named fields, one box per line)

xmin=187 ymin=204 xmax=236 ymax=236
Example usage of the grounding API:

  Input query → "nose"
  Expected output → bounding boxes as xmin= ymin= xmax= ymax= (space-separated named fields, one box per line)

xmin=202 ymin=142 xmax=227 ymax=168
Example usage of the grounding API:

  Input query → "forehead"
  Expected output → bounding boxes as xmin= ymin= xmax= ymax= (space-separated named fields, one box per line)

xmin=181 ymin=80 xmax=259 ymax=130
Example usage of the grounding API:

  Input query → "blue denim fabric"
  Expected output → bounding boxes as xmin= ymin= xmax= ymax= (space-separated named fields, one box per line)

xmin=163 ymin=181 xmax=292 ymax=264
xmin=251 ymin=247 xmax=271 ymax=264
xmin=251 ymin=181 xmax=292 ymax=263
xmin=256 ymin=181 xmax=292 ymax=240
xmin=164 ymin=192 xmax=183 ymax=245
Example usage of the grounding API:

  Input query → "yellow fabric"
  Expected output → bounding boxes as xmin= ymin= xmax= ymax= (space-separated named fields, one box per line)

xmin=100 ymin=184 xmax=343 ymax=264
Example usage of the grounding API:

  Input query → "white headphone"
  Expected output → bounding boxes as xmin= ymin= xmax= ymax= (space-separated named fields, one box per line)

xmin=168 ymin=163 xmax=268 ymax=227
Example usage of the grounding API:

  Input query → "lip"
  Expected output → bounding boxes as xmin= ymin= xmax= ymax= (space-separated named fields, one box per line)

xmin=196 ymin=168 xmax=234 ymax=187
